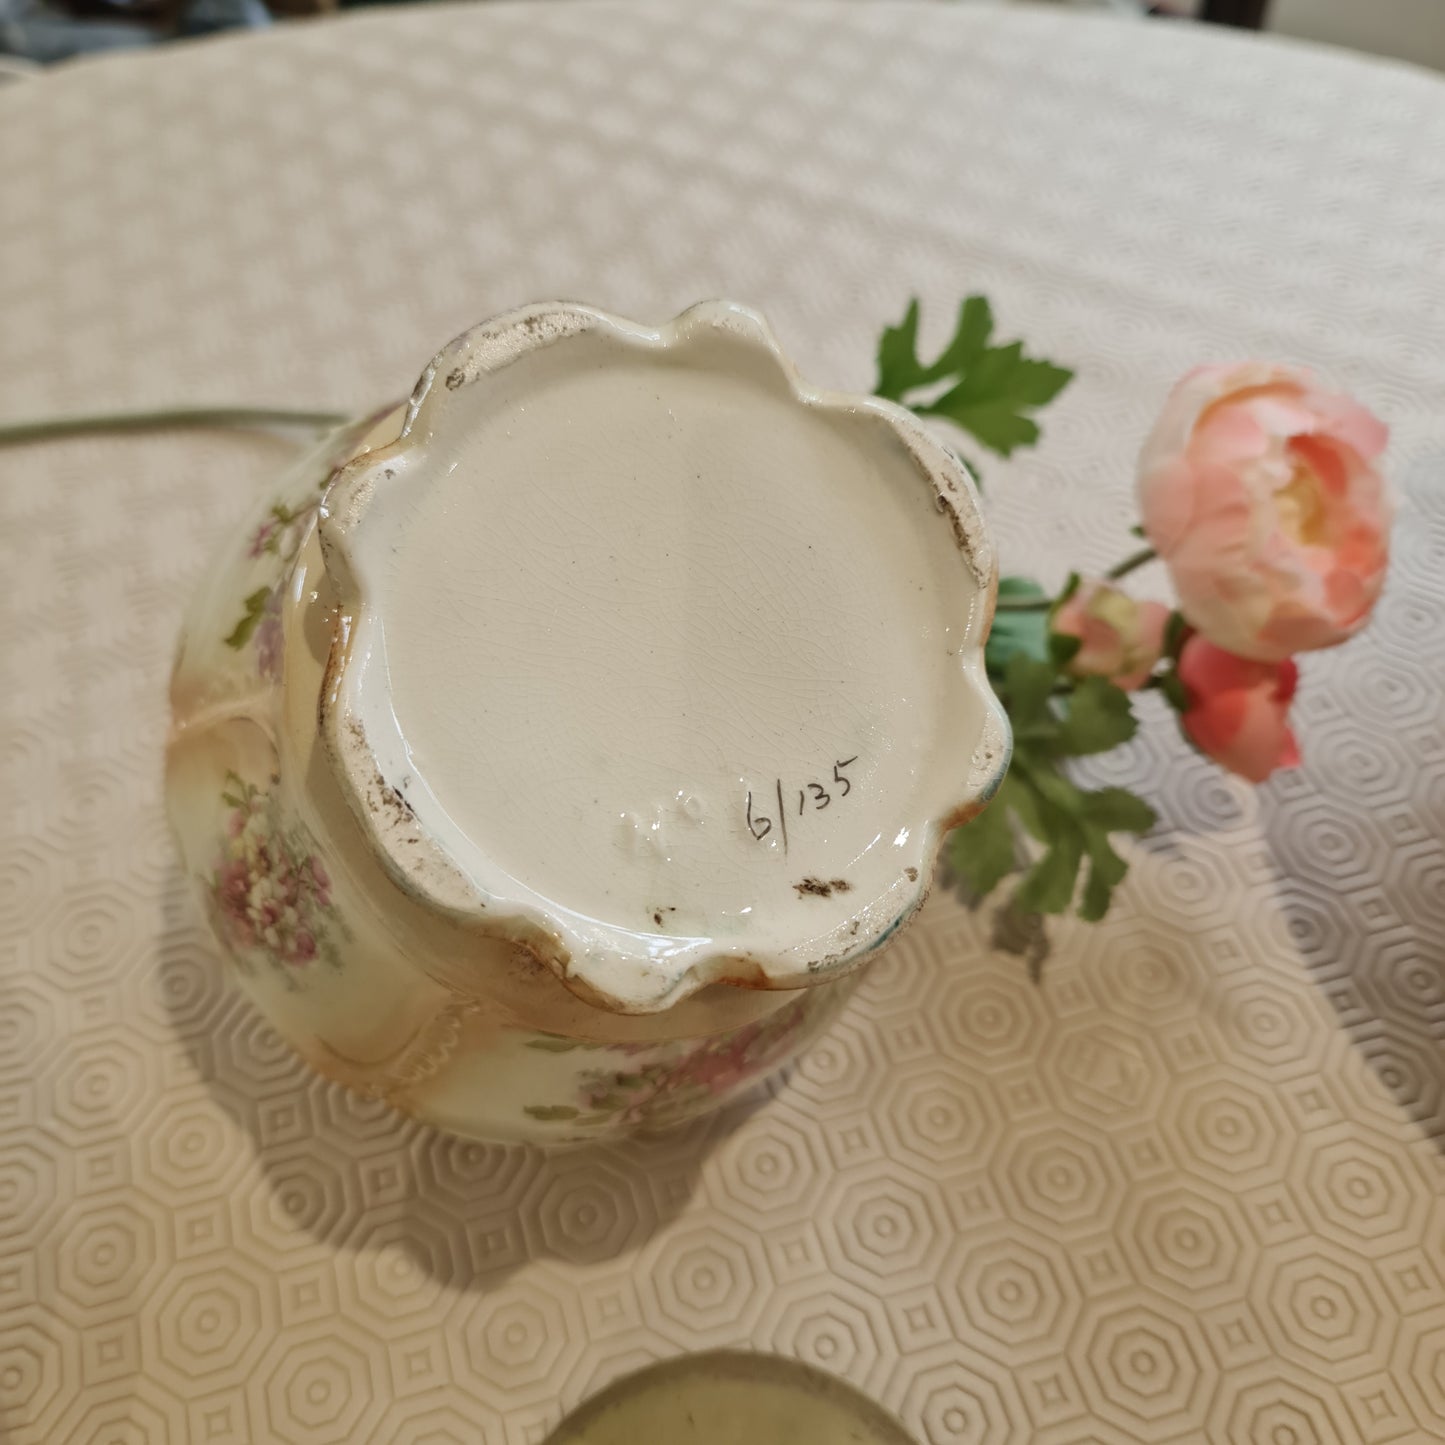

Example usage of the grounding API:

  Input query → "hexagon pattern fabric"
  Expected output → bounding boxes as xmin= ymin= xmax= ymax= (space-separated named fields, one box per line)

xmin=3 ymin=3 xmax=1445 ymax=1441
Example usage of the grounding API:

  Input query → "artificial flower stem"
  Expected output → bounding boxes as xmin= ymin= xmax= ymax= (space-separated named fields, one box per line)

xmin=1105 ymin=545 xmax=1157 ymax=581
xmin=0 ymin=407 xmax=352 ymax=448
xmin=995 ymin=546 xmax=1159 ymax=613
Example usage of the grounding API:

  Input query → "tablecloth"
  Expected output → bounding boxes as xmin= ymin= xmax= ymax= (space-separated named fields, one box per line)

xmin=2 ymin=2 xmax=1444 ymax=1440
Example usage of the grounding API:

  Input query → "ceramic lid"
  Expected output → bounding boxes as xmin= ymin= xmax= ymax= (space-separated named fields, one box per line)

xmin=318 ymin=302 xmax=1008 ymax=1013
xmin=541 ymin=1350 xmax=920 ymax=1445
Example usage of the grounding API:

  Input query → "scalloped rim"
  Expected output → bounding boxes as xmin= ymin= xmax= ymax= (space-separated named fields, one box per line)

xmin=317 ymin=301 xmax=1010 ymax=1014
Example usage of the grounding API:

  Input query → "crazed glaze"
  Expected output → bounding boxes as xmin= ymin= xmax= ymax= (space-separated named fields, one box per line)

xmin=320 ymin=301 xmax=1007 ymax=1013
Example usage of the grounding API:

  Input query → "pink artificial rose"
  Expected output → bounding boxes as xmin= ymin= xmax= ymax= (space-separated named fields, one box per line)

xmin=1138 ymin=362 xmax=1389 ymax=662
xmin=1177 ymin=634 xmax=1300 ymax=783
xmin=1052 ymin=578 xmax=1170 ymax=690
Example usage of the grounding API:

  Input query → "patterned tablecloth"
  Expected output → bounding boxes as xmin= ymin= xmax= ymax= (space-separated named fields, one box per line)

xmin=3 ymin=3 xmax=1445 ymax=1441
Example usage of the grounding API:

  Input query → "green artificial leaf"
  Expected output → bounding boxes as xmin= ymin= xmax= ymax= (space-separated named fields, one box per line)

xmin=1018 ymin=758 xmax=1081 ymax=816
xmin=1160 ymin=668 xmax=1190 ymax=713
xmin=876 ymin=298 xmax=927 ymax=400
xmin=930 ymin=295 xmax=995 ymax=381
xmin=986 ymin=577 xmax=1050 ymax=674
xmin=1001 ymin=771 xmax=1049 ymax=844
xmin=1006 ymin=759 xmax=1086 ymax=916
xmin=933 ymin=402 xmax=1039 ymax=458
xmin=1078 ymin=825 xmax=1129 ymax=923
xmin=1013 ymin=821 xmax=1084 ymax=915
xmin=1054 ymin=676 xmax=1138 ymax=756
xmin=1048 ymin=631 xmax=1083 ymax=668
xmin=1004 ymin=757 xmax=1154 ymax=923
xmin=998 ymin=575 xmax=1048 ymax=605
xmin=923 ymin=342 xmax=1074 ymax=458
xmin=223 ymin=587 xmax=271 ymax=650
xmin=949 ymin=793 xmax=1018 ymax=901
xmin=1079 ymin=857 xmax=1115 ymax=923
xmin=874 ymin=296 xmax=1073 ymax=456
xmin=1079 ymin=787 xmax=1157 ymax=834
xmin=877 ymin=296 xmax=995 ymax=400
xmin=1005 ymin=654 xmax=1059 ymax=735
xmin=1163 ymin=609 xmax=1188 ymax=660
xmin=1082 ymin=826 xmax=1128 ymax=888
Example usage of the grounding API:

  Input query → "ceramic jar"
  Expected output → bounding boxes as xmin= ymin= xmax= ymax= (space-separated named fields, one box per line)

xmin=165 ymin=302 xmax=1009 ymax=1143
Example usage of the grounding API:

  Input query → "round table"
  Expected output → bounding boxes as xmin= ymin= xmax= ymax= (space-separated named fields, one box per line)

xmin=3 ymin=3 xmax=1444 ymax=1440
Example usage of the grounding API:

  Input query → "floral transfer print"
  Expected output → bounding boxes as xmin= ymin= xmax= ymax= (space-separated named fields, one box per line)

xmin=222 ymin=501 xmax=315 ymax=682
xmin=523 ymin=986 xmax=835 ymax=1130
xmin=208 ymin=771 xmax=346 ymax=985
xmin=220 ymin=414 xmax=378 ymax=677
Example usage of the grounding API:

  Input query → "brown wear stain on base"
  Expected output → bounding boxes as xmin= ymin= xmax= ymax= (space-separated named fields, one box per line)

xmin=794 ymin=877 xmax=852 ymax=899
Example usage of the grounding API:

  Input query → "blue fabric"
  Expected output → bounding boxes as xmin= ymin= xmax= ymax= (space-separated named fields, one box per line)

xmin=0 ymin=0 xmax=269 ymax=63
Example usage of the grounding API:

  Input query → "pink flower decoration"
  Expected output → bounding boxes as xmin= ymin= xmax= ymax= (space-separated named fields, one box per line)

xmin=1177 ymin=635 xmax=1300 ymax=783
xmin=209 ymin=774 xmax=342 ymax=974
xmin=255 ymin=605 xmax=283 ymax=683
xmin=1052 ymin=578 xmax=1170 ymax=691
xmin=1138 ymin=363 xmax=1389 ymax=662
xmin=247 ymin=519 xmax=279 ymax=558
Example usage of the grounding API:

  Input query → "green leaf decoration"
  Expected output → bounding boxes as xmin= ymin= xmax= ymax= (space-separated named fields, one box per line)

xmin=523 ymin=1104 xmax=580 ymax=1121
xmin=223 ymin=587 xmax=272 ymax=650
xmin=874 ymin=296 xmax=1073 ymax=457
